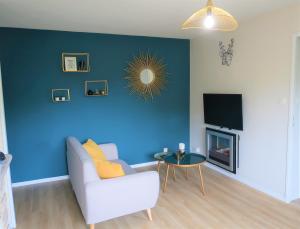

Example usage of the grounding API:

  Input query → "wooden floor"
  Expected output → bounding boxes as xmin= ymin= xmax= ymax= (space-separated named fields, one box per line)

xmin=13 ymin=165 xmax=300 ymax=229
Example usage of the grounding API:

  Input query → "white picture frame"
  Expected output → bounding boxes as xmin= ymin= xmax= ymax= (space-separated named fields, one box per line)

xmin=64 ymin=57 xmax=77 ymax=72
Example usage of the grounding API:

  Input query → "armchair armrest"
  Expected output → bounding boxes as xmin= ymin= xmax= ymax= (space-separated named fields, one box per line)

xmin=84 ymin=171 xmax=159 ymax=224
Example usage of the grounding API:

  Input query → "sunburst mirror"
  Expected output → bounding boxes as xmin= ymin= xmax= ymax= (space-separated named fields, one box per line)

xmin=125 ymin=52 xmax=167 ymax=100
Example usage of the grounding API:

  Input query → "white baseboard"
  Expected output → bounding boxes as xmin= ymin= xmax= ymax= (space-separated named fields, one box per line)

xmin=204 ymin=162 xmax=287 ymax=202
xmin=12 ymin=175 xmax=69 ymax=188
xmin=131 ymin=161 xmax=158 ymax=168
xmin=12 ymin=161 xmax=159 ymax=188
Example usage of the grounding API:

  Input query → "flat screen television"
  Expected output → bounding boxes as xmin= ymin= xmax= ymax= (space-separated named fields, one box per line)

xmin=203 ymin=94 xmax=243 ymax=131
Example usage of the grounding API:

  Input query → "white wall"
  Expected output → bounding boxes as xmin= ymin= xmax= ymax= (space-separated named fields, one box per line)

xmin=190 ymin=3 xmax=300 ymax=201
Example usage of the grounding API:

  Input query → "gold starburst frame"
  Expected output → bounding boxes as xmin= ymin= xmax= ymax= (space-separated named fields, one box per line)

xmin=125 ymin=53 xmax=167 ymax=100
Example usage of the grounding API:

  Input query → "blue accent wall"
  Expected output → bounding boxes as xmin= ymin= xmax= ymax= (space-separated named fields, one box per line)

xmin=0 ymin=28 xmax=190 ymax=183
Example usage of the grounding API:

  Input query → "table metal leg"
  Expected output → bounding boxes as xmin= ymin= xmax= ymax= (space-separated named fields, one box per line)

xmin=172 ymin=166 xmax=176 ymax=181
xmin=198 ymin=164 xmax=205 ymax=195
xmin=185 ymin=168 xmax=188 ymax=180
xmin=163 ymin=164 xmax=170 ymax=192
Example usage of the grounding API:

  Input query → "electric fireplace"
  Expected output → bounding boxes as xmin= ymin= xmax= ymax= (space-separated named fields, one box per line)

xmin=206 ymin=128 xmax=237 ymax=173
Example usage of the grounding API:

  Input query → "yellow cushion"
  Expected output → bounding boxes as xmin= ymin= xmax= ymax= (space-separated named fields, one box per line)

xmin=83 ymin=139 xmax=107 ymax=161
xmin=94 ymin=160 xmax=125 ymax=179
xmin=83 ymin=139 xmax=124 ymax=179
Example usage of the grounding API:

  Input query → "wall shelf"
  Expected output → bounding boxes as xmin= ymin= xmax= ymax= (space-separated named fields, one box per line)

xmin=51 ymin=89 xmax=71 ymax=103
xmin=62 ymin=53 xmax=90 ymax=72
xmin=85 ymin=80 xmax=108 ymax=96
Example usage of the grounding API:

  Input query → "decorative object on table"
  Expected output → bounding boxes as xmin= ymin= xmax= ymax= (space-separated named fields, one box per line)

xmin=219 ymin=38 xmax=234 ymax=66
xmin=125 ymin=52 xmax=167 ymax=100
xmin=0 ymin=152 xmax=5 ymax=161
xmin=182 ymin=0 xmax=238 ymax=31
xmin=163 ymin=148 xmax=168 ymax=153
xmin=179 ymin=143 xmax=185 ymax=153
xmin=51 ymin=89 xmax=71 ymax=103
xmin=62 ymin=53 xmax=90 ymax=72
xmin=85 ymin=80 xmax=108 ymax=96
xmin=163 ymin=153 xmax=206 ymax=195
xmin=176 ymin=142 xmax=186 ymax=161
xmin=176 ymin=151 xmax=185 ymax=162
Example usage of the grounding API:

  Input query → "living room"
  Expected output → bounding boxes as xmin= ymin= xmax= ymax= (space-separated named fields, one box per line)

xmin=0 ymin=0 xmax=300 ymax=228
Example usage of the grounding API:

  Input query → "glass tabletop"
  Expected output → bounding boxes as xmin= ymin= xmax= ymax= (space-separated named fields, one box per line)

xmin=164 ymin=153 xmax=206 ymax=165
xmin=154 ymin=152 xmax=173 ymax=161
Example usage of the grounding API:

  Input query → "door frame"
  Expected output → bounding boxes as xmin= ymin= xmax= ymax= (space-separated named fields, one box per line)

xmin=286 ymin=33 xmax=300 ymax=202
xmin=0 ymin=65 xmax=8 ymax=153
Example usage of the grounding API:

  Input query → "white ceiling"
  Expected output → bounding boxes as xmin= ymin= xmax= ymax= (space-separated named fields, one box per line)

xmin=0 ymin=0 xmax=298 ymax=39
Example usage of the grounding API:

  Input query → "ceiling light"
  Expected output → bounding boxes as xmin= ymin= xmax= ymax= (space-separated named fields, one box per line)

xmin=203 ymin=15 xmax=215 ymax=29
xmin=182 ymin=0 xmax=238 ymax=31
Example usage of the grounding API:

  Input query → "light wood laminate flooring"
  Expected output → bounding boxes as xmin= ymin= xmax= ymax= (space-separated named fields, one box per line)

xmin=13 ymin=165 xmax=300 ymax=229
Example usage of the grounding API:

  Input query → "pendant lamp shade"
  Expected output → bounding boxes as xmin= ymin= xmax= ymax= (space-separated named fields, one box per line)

xmin=182 ymin=0 xmax=238 ymax=31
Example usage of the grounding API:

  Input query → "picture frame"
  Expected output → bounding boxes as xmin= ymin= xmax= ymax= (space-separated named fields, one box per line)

xmin=64 ymin=56 xmax=77 ymax=72
xmin=51 ymin=89 xmax=71 ymax=103
xmin=62 ymin=53 xmax=90 ymax=72
xmin=84 ymin=80 xmax=108 ymax=96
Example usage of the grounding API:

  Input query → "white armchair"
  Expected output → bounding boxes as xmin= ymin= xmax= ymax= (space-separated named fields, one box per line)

xmin=66 ymin=137 xmax=160 ymax=229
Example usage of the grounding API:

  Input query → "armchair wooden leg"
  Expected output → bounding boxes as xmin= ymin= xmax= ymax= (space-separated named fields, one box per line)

xmin=90 ymin=224 xmax=95 ymax=229
xmin=146 ymin=209 xmax=153 ymax=221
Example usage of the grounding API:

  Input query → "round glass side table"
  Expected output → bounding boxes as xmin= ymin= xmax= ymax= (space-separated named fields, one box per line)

xmin=163 ymin=153 xmax=206 ymax=195
xmin=154 ymin=152 xmax=172 ymax=173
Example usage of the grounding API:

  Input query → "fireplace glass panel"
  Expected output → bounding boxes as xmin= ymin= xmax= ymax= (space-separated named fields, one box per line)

xmin=206 ymin=128 xmax=236 ymax=173
xmin=208 ymin=136 xmax=230 ymax=166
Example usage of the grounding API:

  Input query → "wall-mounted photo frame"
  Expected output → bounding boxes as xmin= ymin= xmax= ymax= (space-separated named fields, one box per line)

xmin=85 ymin=80 xmax=108 ymax=96
xmin=62 ymin=53 xmax=90 ymax=72
xmin=64 ymin=57 xmax=77 ymax=72
xmin=51 ymin=89 xmax=71 ymax=103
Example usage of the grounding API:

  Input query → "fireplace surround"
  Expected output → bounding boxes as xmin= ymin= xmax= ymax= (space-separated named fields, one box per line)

xmin=206 ymin=128 xmax=237 ymax=173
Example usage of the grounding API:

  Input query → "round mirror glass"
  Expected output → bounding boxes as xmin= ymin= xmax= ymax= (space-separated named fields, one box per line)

xmin=140 ymin=68 xmax=155 ymax=84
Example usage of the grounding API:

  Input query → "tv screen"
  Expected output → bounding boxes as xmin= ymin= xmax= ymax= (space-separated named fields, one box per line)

xmin=203 ymin=94 xmax=243 ymax=131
